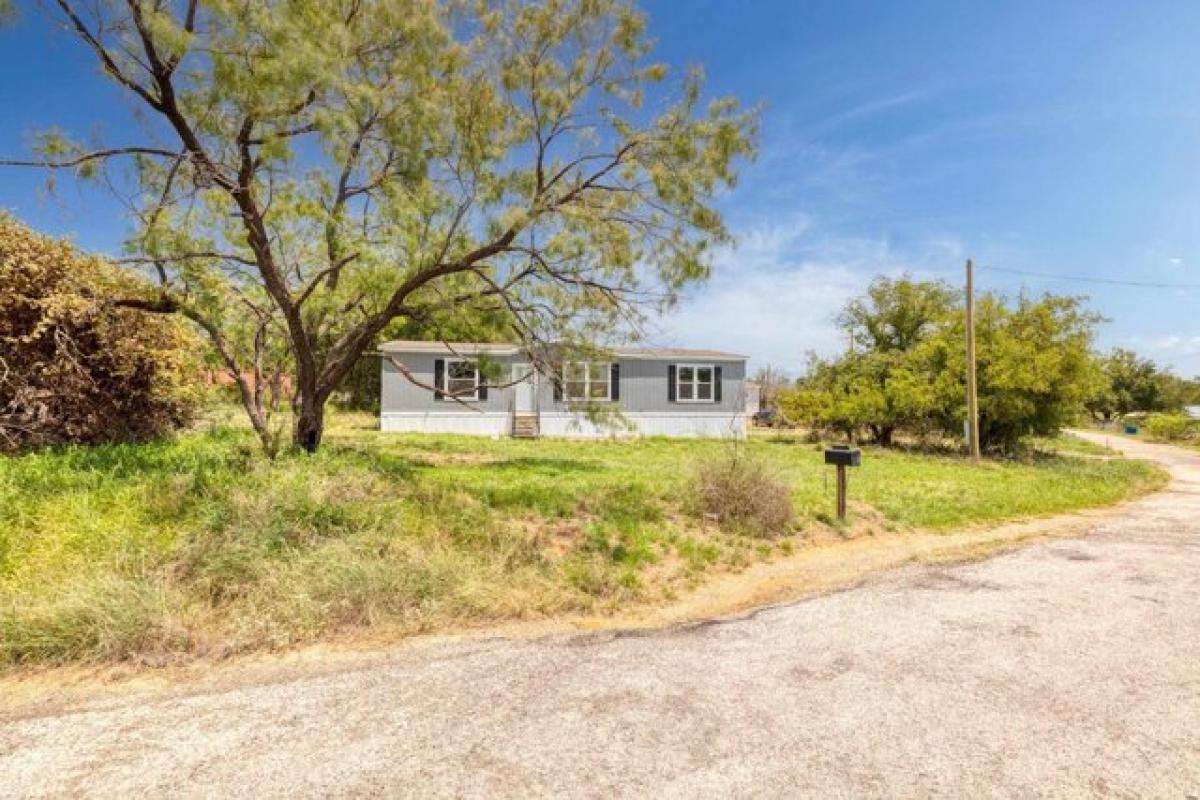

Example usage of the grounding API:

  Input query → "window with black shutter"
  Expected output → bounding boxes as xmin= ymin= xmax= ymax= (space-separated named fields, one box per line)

xmin=438 ymin=359 xmax=479 ymax=401
xmin=672 ymin=364 xmax=717 ymax=403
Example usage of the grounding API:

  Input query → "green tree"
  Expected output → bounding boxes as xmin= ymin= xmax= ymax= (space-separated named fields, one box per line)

xmin=1149 ymin=371 xmax=1194 ymax=413
xmin=781 ymin=278 xmax=1104 ymax=453
xmin=839 ymin=275 xmax=958 ymax=353
xmin=3 ymin=0 xmax=756 ymax=452
xmin=934 ymin=292 xmax=1103 ymax=451
xmin=783 ymin=276 xmax=957 ymax=445
xmin=1174 ymin=376 xmax=1200 ymax=406
xmin=1086 ymin=348 xmax=1170 ymax=421
xmin=785 ymin=350 xmax=947 ymax=445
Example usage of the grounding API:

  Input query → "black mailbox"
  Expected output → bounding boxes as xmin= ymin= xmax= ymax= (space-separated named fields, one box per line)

xmin=824 ymin=446 xmax=861 ymax=467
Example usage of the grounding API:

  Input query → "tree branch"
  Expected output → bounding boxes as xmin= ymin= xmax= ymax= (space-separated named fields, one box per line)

xmin=54 ymin=0 xmax=163 ymax=110
xmin=109 ymin=294 xmax=180 ymax=314
xmin=0 ymin=146 xmax=180 ymax=169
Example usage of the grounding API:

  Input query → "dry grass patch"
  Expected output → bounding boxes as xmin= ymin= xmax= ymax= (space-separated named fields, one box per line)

xmin=691 ymin=453 xmax=796 ymax=536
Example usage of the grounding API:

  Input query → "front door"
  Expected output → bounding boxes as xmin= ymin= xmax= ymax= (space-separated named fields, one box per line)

xmin=513 ymin=363 xmax=536 ymax=412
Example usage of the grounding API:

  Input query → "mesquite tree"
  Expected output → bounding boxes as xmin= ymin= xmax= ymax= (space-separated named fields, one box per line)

xmin=3 ymin=0 xmax=756 ymax=452
xmin=781 ymin=277 xmax=1104 ymax=452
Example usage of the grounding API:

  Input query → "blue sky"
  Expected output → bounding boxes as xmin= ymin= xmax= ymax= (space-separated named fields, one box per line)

xmin=3 ymin=1 xmax=1200 ymax=375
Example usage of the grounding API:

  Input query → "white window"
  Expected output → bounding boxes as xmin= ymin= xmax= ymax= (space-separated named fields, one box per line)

xmin=443 ymin=359 xmax=479 ymax=400
xmin=676 ymin=364 xmax=715 ymax=403
xmin=563 ymin=362 xmax=612 ymax=402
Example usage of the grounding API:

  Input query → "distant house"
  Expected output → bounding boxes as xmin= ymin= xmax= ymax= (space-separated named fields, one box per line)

xmin=378 ymin=340 xmax=748 ymax=438
xmin=1185 ymin=405 xmax=1200 ymax=421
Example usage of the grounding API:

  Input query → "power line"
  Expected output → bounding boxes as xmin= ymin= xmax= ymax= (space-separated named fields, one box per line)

xmin=979 ymin=264 xmax=1200 ymax=290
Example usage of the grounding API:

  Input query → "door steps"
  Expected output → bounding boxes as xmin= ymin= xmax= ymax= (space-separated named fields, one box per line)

xmin=512 ymin=413 xmax=540 ymax=438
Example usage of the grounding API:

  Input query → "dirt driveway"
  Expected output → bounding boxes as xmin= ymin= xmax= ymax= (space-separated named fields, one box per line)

xmin=3 ymin=432 xmax=1199 ymax=798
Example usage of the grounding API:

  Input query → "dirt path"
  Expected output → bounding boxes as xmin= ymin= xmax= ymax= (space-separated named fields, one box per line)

xmin=3 ymin=432 xmax=1199 ymax=798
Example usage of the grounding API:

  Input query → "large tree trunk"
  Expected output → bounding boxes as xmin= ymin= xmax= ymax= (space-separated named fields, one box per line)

xmin=293 ymin=392 xmax=326 ymax=453
xmin=291 ymin=344 xmax=375 ymax=453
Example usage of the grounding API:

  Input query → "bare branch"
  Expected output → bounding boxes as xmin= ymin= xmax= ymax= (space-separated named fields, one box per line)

xmin=0 ymin=146 xmax=180 ymax=169
xmin=117 ymin=251 xmax=258 ymax=267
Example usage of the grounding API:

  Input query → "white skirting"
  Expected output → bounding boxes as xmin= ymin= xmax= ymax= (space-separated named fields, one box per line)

xmin=538 ymin=412 xmax=745 ymax=438
xmin=379 ymin=411 xmax=746 ymax=439
xmin=380 ymin=411 xmax=510 ymax=436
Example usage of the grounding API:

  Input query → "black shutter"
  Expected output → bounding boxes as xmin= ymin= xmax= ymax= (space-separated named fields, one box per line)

xmin=667 ymin=364 xmax=677 ymax=402
xmin=433 ymin=358 xmax=445 ymax=400
xmin=714 ymin=365 xmax=723 ymax=403
xmin=552 ymin=368 xmax=563 ymax=402
xmin=610 ymin=363 xmax=620 ymax=401
xmin=478 ymin=368 xmax=488 ymax=401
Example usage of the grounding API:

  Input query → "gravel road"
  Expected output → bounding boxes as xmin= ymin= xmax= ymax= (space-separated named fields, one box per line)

xmin=3 ymin=431 xmax=1199 ymax=798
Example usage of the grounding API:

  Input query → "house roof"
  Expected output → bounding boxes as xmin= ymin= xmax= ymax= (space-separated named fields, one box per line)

xmin=377 ymin=340 xmax=522 ymax=356
xmin=377 ymin=340 xmax=748 ymax=360
xmin=610 ymin=347 xmax=748 ymax=361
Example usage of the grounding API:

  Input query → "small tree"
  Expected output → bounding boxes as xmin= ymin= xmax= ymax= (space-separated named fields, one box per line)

xmin=1086 ymin=348 xmax=1171 ymax=422
xmin=3 ymin=0 xmax=756 ymax=453
xmin=0 ymin=214 xmax=195 ymax=451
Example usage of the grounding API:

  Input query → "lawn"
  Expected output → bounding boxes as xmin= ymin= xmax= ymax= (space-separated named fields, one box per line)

xmin=0 ymin=412 xmax=1167 ymax=668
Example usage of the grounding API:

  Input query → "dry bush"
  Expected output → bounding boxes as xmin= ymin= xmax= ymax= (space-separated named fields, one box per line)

xmin=691 ymin=452 xmax=796 ymax=537
xmin=0 ymin=214 xmax=196 ymax=452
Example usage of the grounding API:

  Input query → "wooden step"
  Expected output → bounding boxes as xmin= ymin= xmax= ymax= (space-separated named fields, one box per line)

xmin=512 ymin=413 xmax=540 ymax=438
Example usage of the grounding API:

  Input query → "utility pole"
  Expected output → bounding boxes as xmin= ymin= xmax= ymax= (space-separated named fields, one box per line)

xmin=965 ymin=259 xmax=981 ymax=461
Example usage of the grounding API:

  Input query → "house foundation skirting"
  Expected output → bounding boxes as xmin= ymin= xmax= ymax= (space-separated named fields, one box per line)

xmin=537 ymin=412 xmax=746 ymax=438
xmin=380 ymin=411 xmax=510 ymax=436
xmin=379 ymin=411 xmax=746 ymax=438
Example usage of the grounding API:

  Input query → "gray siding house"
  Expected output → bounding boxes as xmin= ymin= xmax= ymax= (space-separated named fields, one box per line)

xmin=378 ymin=340 xmax=748 ymax=438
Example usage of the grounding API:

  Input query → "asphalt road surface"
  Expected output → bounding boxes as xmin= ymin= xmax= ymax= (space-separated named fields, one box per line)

xmin=3 ymin=431 xmax=1199 ymax=798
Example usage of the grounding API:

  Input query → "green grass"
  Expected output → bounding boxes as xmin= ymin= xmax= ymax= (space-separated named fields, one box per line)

xmin=1025 ymin=433 xmax=1116 ymax=457
xmin=0 ymin=412 xmax=1167 ymax=668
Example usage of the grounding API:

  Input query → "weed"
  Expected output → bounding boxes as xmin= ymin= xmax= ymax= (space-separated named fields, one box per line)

xmin=0 ymin=410 xmax=1166 ymax=668
xmin=691 ymin=453 xmax=796 ymax=536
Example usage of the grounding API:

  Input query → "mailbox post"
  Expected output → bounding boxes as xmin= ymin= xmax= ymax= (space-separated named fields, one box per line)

xmin=824 ymin=445 xmax=862 ymax=521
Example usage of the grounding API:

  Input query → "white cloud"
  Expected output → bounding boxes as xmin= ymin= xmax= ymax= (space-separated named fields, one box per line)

xmin=800 ymin=90 xmax=932 ymax=137
xmin=648 ymin=219 xmax=965 ymax=374
xmin=659 ymin=265 xmax=860 ymax=374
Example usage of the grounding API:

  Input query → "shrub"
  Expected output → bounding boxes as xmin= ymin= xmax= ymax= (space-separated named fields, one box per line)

xmin=1143 ymin=413 xmax=1198 ymax=442
xmin=691 ymin=452 xmax=795 ymax=536
xmin=0 ymin=214 xmax=196 ymax=452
